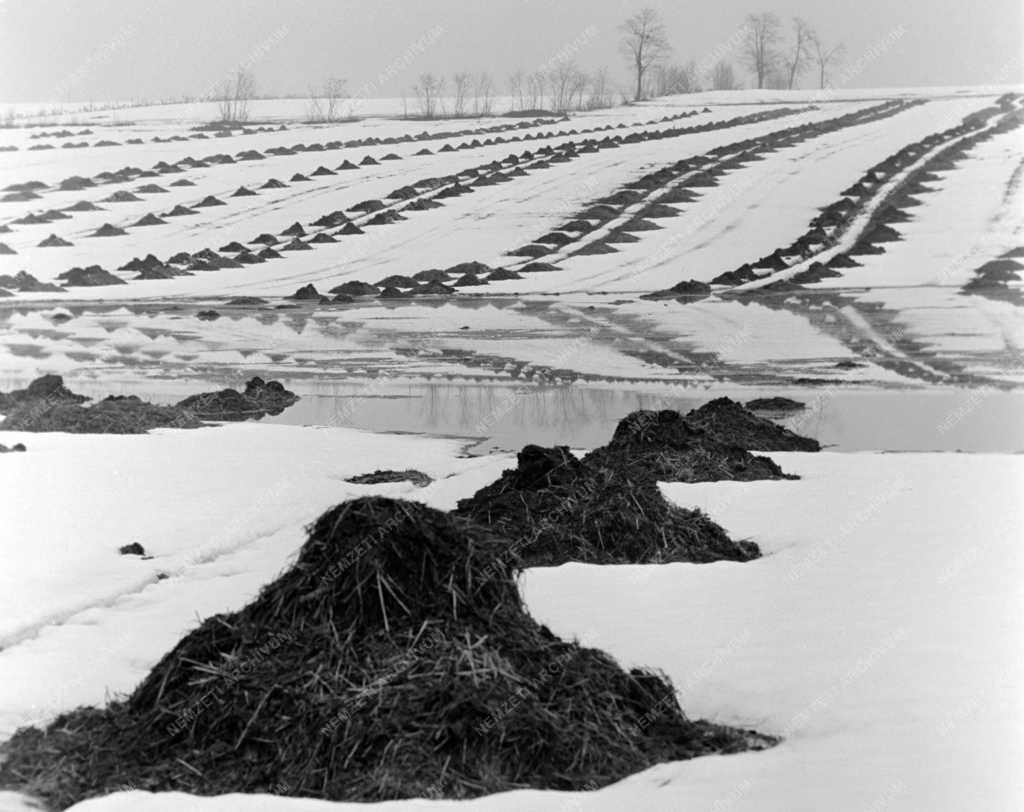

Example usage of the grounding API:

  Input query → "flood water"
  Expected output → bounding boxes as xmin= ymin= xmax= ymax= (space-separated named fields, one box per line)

xmin=23 ymin=374 xmax=1024 ymax=454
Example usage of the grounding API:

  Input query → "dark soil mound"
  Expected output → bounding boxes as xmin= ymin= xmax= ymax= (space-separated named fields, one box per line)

xmin=329 ymin=280 xmax=378 ymax=296
xmin=685 ymin=398 xmax=820 ymax=452
xmin=412 ymin=268 xmax=451 ymax=282
xmin=592 ymin=408 xmax=800 ymax=482
xmin=0 ymin=271 xmax=64 ymax=293
xmin=38 ymin=233 xmax=74 ymax=247
xmin=376 ymin=274 xmax=418 ymax=288
xmin=447 ymin=260 xmax=493 ymax=276
xmin=63 ymin=200 xmax=103 ymax=212
xmin=644 ymin=279 xmax=712 ymax=301
xmin=457 ymin=445 xmax=759 ymax=566
xmin=746 ymin=397 xmax=805 ymax=412
xmin=288 ymin=283 xmax=321 ymax=299
xmin=2 ymin=395 xmax=200 ymax=434
xmin=346 ymin=469 xmax=433 ymax=487
xmin=487 ymin=268 xmax=522 ymax=281
xmin=0 ymin=497 xmax=774 ymax=807
xmin=176 ymin=377 xmax=299 ymax=421
xmin=57 ymin=265 xmax=126 ymax=287
xmin=0 ymin=374 xmax=88 ymax=413
xmin=103 ymin=191 xmax=141 ymax=202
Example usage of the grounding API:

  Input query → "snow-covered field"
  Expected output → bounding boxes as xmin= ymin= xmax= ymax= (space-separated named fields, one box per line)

xmin=1 ymin=87 xmax=1022 ymax=811
xmin=0 ymin=431 xmax=1020 ymax=811
xmin=2 ymin=88 xmax=1021 ymax=389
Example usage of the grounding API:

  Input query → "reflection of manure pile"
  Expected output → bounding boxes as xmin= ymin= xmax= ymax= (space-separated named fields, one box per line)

xmin=0 ymin=497 xmax=775 ymax=806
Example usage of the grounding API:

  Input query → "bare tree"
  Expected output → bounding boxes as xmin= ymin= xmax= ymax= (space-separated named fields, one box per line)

xmin=508 ymin=69 xmax=526 ymax=112
xmin=472 ymin=72 xmax=495 ymax=116
xmin=216 ymin=68 xmax=256 ymax=123
xmin=307 ymin=76 xmax=348 ymax=122
xmin=526 ymin=70 xmax=547 ymax=110
xmin=620 ymin=7 xmax=671 ymax=101
xmin=547 ymin=61 xmax=578 ymax=113
xmin=711 ymin=60 xmax=740 ymax=90
xmin=570 ymin=69 xmax=588 ymax=112
xmin=652 ymin=61 xmax=700 ymax=96
xmin=784 ymin=18 xmax=815 ymax=89
xmin=586 ymin=67 xmax=614 ymax=110
xmin=452 ymin=71 xmax=471 ymax=117
xmin=811 ymin=35 xmax=846 ymax=89
xmin=741 ymin=13 xmax=782 ymax=90
xmin=412 ymin=72 xmax=445 ymax=119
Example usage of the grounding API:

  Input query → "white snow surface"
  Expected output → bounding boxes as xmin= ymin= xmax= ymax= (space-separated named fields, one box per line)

xmin=0 ymin=430 xmax=1020 ymax=811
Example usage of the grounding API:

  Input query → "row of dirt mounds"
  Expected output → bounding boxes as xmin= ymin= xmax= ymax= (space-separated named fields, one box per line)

xmin=648 ymin=94 xmax=1024 ymax=300
xmin=512 ymin=100 xmax=920 ymax=273
xmin=0 ymin=400 xmax=813 ymax=807
xmin=1 ymin=110 xmax=769 ymax=295
xmin=1 ymin=123 xmax=283 ymax=155
xmin=0 ymin=375 xmax=299 ymax=433
xmin=288 ymin=108 xmax=816 ymax=299
xmin=0 ymin=109 xmax=695 ymax=212
xmin=960 ymin=250 xmax=1024 ymax=305
xmin=457 ymin=398 xmax=818 ymax=568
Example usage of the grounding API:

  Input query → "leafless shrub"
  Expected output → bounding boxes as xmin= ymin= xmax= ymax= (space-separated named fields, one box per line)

xmin=412 ymin=72 xmax=445 ymax=119
xmin=215 ymin=68 xmax=256 ymax=123
xmin=307 ymin=76 xmax=349 ymax=122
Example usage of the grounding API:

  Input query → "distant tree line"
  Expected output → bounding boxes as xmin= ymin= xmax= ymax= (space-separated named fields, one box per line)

xmin=620 ymin=7 xmax=847 ymax=99
xmin=214 ymin=7 xmax=850 ymax=126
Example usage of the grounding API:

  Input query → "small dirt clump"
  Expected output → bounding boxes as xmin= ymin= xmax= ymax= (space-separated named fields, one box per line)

xmin=176 ymin=377 xmax=299 ymax=421
xmin=745 ymin=397 xmax=806 ymax=412
xmin=346 ymin=469 xmax=433 ymax=487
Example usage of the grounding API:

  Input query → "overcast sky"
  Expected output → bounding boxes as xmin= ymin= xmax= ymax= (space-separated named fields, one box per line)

xmin=0 ymin=0 xmax=1021 ymax=103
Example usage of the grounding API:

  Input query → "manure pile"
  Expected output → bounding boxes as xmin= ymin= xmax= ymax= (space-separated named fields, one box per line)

xmin=457 ymin=398 xmax=817 ymax=567
xmin=0 ymin=497 xmax=775 ymax=807
xmin=0 ymin=398 xmax=815 ymax=806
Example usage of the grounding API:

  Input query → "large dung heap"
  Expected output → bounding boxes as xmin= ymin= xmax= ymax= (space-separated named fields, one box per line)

xmin=0 ymin=497 xmax=774 ymax=807
xmin=457 ymin=398 xmax=817 ymax=566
